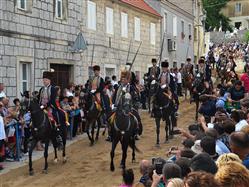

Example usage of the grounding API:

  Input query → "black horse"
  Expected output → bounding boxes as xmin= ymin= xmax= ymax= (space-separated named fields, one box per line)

xmin=83 ymin=91 xmax=102 ymax=146
xmin=20 ymin=96 xmax=67 ymax=175
xmin=110 ymin=91 xmax=140 ymax=171
xmin=151 ymin=81 xmax=174 ymax=146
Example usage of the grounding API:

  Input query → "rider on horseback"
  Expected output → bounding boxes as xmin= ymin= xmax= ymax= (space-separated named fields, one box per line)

xmin=147 ymin=58 xmax=160 ymax=84
xmin=89 ymin=65 xmax=105 ymax=111
xmin=38 ymin=71 xmax=63 ymax=150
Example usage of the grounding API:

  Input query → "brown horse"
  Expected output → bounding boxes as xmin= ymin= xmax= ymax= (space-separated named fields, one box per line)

xmin=183 ymin=73 xmax=194 ymax=99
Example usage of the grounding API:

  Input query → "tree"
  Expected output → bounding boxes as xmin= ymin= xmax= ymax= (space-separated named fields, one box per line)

xmin=202 ymin=0 xmax=232 ymax=32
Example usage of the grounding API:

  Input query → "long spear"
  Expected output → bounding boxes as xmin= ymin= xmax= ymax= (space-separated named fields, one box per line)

xmin=158 ymin=32 xmax=166 ymax=64
xmin=129 ymin=41 xmax=142 ymax=72
xmin=90 ymin=42 xmax=95 ymax=79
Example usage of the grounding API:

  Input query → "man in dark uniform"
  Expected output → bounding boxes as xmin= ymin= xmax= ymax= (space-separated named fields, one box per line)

xmin=89 ymin=65 xmax=105 ymax=111
xmin=147 ymin=58 xmax=160 ymax=83
xmin=38 ymin=71 xmax=63 ymax=149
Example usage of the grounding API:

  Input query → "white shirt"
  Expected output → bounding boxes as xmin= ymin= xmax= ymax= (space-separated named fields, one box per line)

xmin=66 ymin=90 xmax=74 ymax=97
xmin=0 ymin=116 xmax=6 ymax=140
xmin=235 ymin=119 xmax=248 ymax=131
xmin=111 ymin=80 xmax=118 ymax=86
xmin=177 ymin=72 xmax=182 ymax=84
xmin=0 ymin=91 xmax=6 ymax=98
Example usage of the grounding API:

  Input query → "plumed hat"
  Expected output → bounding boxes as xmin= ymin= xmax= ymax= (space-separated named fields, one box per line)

xmin=186 ymin=57 xmax=192 ymax=61
xmin=152 ymin=58 xmax=157 ymax=63
xmin=161 ymin=60 xmax=169 ymax=68
xmin=121 ymin=70 xmax=131 ymax=79
xmin=43 ymin=71 xmax=54 ymax=80
xmin=93 ymin=65 xmax=100 ymax=71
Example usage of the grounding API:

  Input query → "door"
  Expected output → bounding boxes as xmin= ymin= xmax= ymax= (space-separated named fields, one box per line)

xmin=50 ymin=64 xmax=72 ymax=89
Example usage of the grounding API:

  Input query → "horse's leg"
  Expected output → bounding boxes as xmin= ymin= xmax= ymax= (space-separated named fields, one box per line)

xmin=28 ymin=138 xmax=37 ymax=176
xmin=148 ymin=96 xmax=151 ymax=113
xmin=43 ymin=140 xmax=49 ymax=174
xmin=164 ymin=116 xmax=170 ymax=143
xmin=155 ymin=118 xmax=160 ymax=146
xmin=95 ymin=117 xmax=101 ymax=141
xmin=86 ymin=120 xmax=93 ymax=144
xmin=110 ymin=138 xmax=118 ymax=172
xmin=131 ymin=136 xmax=136 ymax=163
xmin=62 ymin=127 xmax=67 ymax=163
xmin=90 ymin=121 xmax=95 ymax=145
xmin=120 ymin=138 xmax=129 ymax=170
xmin=53 ymin=144 xmax=58 ymax=163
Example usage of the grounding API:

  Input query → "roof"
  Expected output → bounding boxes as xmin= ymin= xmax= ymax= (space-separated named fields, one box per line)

xmin=120 ymin=0 xmax=161 ymax=17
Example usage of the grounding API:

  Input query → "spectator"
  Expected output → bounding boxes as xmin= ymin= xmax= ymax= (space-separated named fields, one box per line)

xmin=111 ymin=75 xmax=118 ymax=86
xmin=190 ymin=153 xmax=218 ymax=174
xmin=200 ymin=136 xmax=219 ymax=160
xmin=176 ymin=68 xmax=183 ymax=97
xmin=215 ymin=88 xmax=228 ymax=109
xmin=120 ymin=169 xmax=134 ymax=187
xmin=240 ymin=64 xmax=249 ymax=93
xmin=175 ymin=157 xmax=191 ymax=178
xmin=137 ymin=160 xmax=151 ymax=187
xmin=0 ymin=103 xmax=6 ymax=170
xmin=184 ymin=171 xmax=221 ymax=187
xmin=66 ymin=83 xmax=75 ymax=97
xmin=216 ymin=153 xmax=242 ymax=168
xmin=0 ymin=83 xmax=6 ymax=99
xmin=215 ymin=161 xmax=249 ymax=187
xmin=227 ymin=80 xmax=245 ymax=107
xmin=167 ymin=178 xmax=184 ymax=187
xmin=230 ymin=110 xmax=248 ymax=131
xmin=229 ymin=131 xmax=249 ymax=169
xmin=151 ymin=163 xmax=182 ymax=187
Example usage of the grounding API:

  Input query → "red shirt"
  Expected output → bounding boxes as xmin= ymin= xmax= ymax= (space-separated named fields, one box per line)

xmin=241 ymin=73 xmax=249 ymax=92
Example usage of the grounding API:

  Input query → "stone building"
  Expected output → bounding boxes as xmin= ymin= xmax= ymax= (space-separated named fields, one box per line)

xmin=221 ymin=0 xmax=249 ymax=30
xmin=0 ymin=0 xmax=161 ymax=100
xmin=145 ymin=0 xmax=195 ymax=67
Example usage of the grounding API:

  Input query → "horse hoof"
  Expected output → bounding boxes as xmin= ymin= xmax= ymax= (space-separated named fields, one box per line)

xmin=164 ymin=139 xmax=168 ymax=144
xmin=29 ymin=170 xmax=34 ymax=176
xmin=119 ymin=164 xmax=125 ymax=169
xmin=42 ymin=169 xmax=48 ymax=174
xmin=169 ymin=135 xmax=174 ymax=139
xmin=63 ymin=157 xmax=67 ymax=163
xmin=54 ymin=158 xmax=58 ymax=163
xmin=89 ymin=142 xmax=94 ymax=146
xmin=155 ymin=143 xmax=160 ymax=148
xmin=132 ymin=159 xmax=136 ymax=163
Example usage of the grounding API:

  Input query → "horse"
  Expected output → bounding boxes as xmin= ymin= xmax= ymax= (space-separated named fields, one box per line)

xmin=183 ymin=73 xmax=194 ymax=100
xmin=110 ymin=90 xmax=140 ymax=171
xmin=83 ymin=91 xmax=102 ymax=146
xmin=191 ymin=75 xmax=207 ymax=121
xmin=151 ymin=81 xmax=174 ymax=145
xmin=20 ymin=96 xmax=67 ymax=175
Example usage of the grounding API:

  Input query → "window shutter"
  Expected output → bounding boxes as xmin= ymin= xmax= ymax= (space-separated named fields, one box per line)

xmin=62 ymin=0 xmax=68 ymax=20
xmin=150 ymin=23 xmax=156 ymax=45
xmin=134 ymin=17 xmax=140 ymax=41
xmin=87 ymin=1 xmax=96 ymax=30
xmin=121 ymin=12 xmax=128 ymax=37
xmin=106 ymin=7 xmax=114 ymax=34
xmin=173 ymin=16 xmax=177 ymax=37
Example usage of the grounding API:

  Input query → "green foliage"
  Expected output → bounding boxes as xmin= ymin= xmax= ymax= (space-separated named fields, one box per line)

xmin=243 ymin=31 xmax=249 ymax=43
xmin=202 ymin=0 xmax=232 ymax=32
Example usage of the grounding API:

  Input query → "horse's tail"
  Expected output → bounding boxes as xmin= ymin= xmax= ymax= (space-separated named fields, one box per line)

xmin=129 ymin=142 xmax=141 ymax=153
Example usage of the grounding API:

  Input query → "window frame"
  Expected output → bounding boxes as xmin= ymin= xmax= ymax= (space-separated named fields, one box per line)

xmin=20 ymin=62 xmax=31 ymax=93
xmin=121 ymin=12 xmax=128 ymax=38
xmin=87 ymin=0 xmax=97 ymax=31
xmin=173 ymin=16 xmax=177 ymax=37
xmin=55 ymin=0 xmax=63 ymax=19
xmin=106 ymin=7 xmax=114 ymax=35
xmin=150 ymin=22 xmax=156 ymax=45
xmin=235 ymin=2 xmax=242 ymax=13
xmin=134 ymin=17 xmax=141 ymax=41
xmin=17 ymin=0 xmax=27 ymax=10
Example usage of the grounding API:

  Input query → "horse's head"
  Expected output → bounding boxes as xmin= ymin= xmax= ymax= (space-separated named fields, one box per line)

xmin=117 ymin=89 xmax=132 ymax=116
xmin=150 ymin=80 xmax=159 ymax=96
xmin=20 ymin=93 xmax=39 ymax=115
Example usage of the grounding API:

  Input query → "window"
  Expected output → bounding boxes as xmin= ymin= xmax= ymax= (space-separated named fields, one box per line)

xmin=235 ymin=3 xmax=242 ymax=13
xmin=188 ymin=24 xmax=192 ymax=40
xmin=55 ymin=0 xmax=63 ymax=18
xmin=150 ymin=23 xmax=156 ymax=45
xmin=20 ymin=63 xmax=31 ymax=93
xmin=194 ymin=27 xmax=197 ymax=41
xmin=87 ymin=1 xmax=96 ymax=30
xmin=106 ymin=7 xmax=114 ymax=34
xmin=121 ymin=12 xmax=128 ymax=38
xmin=173 ymin=16 xmax=177 ymax=37
xmin=17 ymin=0 xmax=26 ymax=10
xmin=164 ymin=12 xmax=167 ymax=33
xmin=134 ymin=17 xmax=141 ymax=41
xmin=181 ymin=21 xmax=184 ymax=34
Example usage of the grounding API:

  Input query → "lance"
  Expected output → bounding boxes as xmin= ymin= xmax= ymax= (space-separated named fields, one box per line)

xmin=158 ymin=32 xmax=166 ymax=65
xmin=129 ymin=41 xmax=142 ymax=72
xmin=89 ymin=42 xmax=95 ymax=79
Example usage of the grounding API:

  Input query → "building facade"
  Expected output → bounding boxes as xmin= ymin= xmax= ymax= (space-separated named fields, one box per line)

xmin=146 ymin=0 xmax=194 ymax=67
xmin=0 ymin=0 xmax=161 ymax=100
xmin=221 ymin=0 xmax=249 ymax=30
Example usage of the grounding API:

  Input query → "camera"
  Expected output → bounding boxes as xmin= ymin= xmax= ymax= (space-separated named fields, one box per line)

xmin=151 ymin=157 xmax=166 ymax=175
